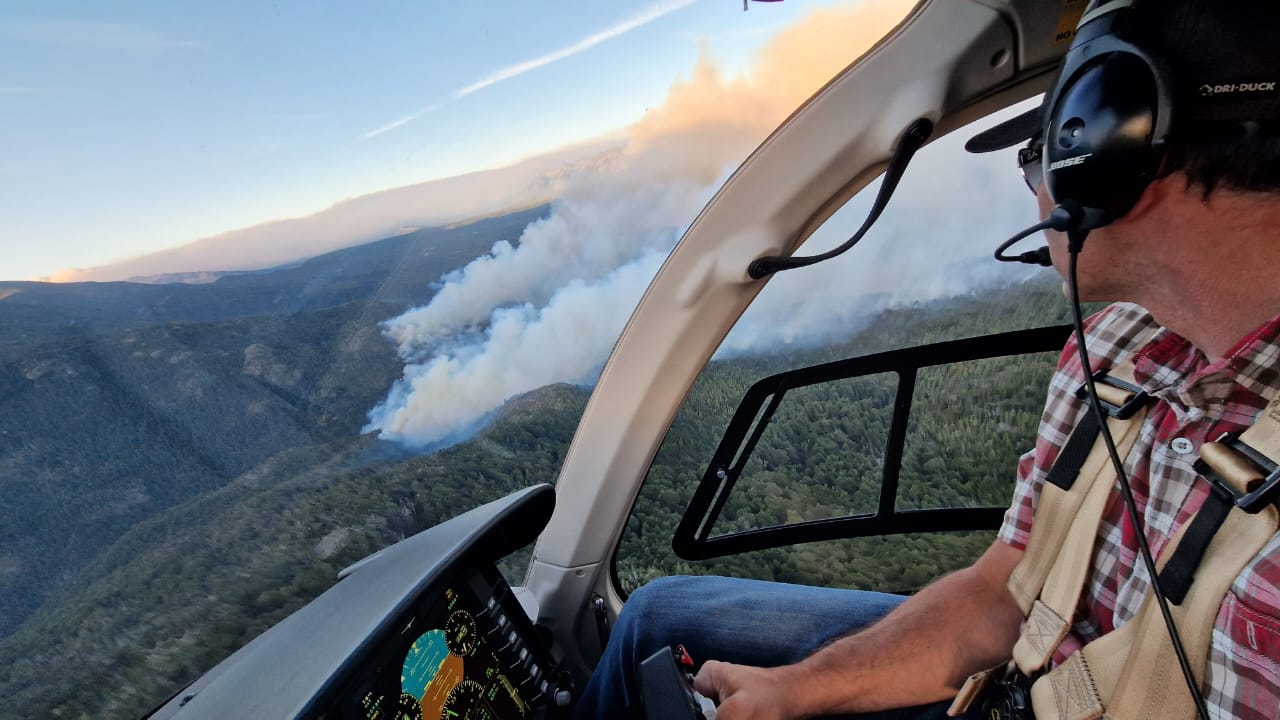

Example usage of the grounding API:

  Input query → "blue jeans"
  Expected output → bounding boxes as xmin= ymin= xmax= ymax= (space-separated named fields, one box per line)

xmin=572 ymin=575 xmax=964 ymax=720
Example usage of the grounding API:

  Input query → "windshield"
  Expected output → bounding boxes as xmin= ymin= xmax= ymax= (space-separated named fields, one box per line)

xmin=0 ymin=1 xmax=918 ymax=715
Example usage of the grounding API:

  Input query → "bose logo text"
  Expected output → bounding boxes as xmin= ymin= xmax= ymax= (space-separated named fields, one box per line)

xmin=1049 ymin=154 xmax=1092 ymax=171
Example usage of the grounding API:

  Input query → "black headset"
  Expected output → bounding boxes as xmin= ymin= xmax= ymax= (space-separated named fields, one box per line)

xmin=1038 ymin=10 xmax=1211 ymax=717
xmin=1041 ymin=1 xmax=1175 ymax=232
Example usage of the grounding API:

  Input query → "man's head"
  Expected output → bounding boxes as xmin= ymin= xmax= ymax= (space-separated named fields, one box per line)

xmin=970 ymin=0 xmax=1280 ymax=223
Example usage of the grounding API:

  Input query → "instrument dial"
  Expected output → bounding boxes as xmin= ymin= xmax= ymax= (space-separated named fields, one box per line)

xmin=396 ymin=692 xmax=424 ymax=720
xmin=445 ymin=610 xmax=479 ymax=657
xmin=440 ymin=679 xmax=486 ymax=719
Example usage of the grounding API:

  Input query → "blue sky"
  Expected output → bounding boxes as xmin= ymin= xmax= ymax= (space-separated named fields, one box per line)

xmin=1 ymin=0 xmax=861 ymax=281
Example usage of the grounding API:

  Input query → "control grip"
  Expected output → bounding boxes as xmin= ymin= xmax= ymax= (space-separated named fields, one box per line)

xmin=638 ymin=646 xmax=715 ymax=720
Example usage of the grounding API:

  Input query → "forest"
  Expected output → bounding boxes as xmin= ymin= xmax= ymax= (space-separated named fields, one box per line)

xmin=0 ymin=278 xmax=1081 ymax=717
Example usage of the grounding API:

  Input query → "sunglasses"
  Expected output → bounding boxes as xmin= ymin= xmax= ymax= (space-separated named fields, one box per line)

xmin=1018 ymin=141 xmax=1043 ymax=195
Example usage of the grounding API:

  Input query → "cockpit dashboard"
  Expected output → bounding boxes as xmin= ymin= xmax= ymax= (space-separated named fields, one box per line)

xmin=342 ymin=564 xmax=561 ymax=720
xmin=147 ymin=485 xmax=566 ymax=720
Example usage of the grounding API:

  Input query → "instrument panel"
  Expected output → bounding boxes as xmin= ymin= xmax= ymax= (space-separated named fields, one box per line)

xmin=145 ymin=487 xmax=560 ymax=720
xmin=339 ymin=564 xmax=565 ymax=720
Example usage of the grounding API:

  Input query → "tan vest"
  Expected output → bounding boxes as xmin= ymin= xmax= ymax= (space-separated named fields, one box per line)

xmin=950 ymin=361 xmax=1280 ymax=719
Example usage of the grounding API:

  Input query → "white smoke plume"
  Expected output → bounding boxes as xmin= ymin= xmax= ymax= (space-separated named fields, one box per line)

xmin=366 ymin=0 xmax=1043 ymax=448
xmin=368 ymin=249 xmax=671 ymax=447
xmin=382 ymin=174 xmax=712 ymax=360
xmin=367 ymin=147 xmax=730 ymax=447
xmin=720 ymin=120 xmax=1039 ymax=355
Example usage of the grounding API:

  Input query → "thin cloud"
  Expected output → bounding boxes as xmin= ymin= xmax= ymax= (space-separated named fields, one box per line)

xmin=0 ymin=86 xmax=44 ymax=93
xmin=362 ymin=101 xmax=446 ymax=141
xmin=455 ymin=0 xmax=701 ymax=97
xmin=361 ymin=0 xmax=701 ymax=141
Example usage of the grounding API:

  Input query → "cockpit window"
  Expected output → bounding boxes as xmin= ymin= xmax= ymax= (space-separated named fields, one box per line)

xmin=614 ymin=100 xmax=1063 ymax=595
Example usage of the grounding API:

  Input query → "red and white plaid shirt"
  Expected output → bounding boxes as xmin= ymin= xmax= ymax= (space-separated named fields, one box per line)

xmin=999 ymin=302 xmax=1280 ymax=720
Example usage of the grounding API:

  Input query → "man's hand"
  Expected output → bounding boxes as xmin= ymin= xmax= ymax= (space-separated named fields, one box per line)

xmin=693 ymin=660 xmax=802 ymax=720
xmin=686 ymin=542 xmax=1024 ymax=718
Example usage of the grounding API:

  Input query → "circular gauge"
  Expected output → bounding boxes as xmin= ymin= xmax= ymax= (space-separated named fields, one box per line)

xmin=440 ymin=679 xmax=486 ymax=719
xmin=396 ymin=692 xmax=424 ymax=720
xmin=444 ymin=610 xmax=479 ymax=657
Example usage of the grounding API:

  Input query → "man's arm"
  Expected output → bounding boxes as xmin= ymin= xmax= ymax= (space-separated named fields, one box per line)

xmin=692 ymin=540 xmax=1025 ymax=720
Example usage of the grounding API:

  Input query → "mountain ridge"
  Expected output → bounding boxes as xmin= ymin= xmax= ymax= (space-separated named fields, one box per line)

xmin=0 ymin=207 xmax=550 ymax=641
xmin=0 ymin=206 xmax=549 ymax=350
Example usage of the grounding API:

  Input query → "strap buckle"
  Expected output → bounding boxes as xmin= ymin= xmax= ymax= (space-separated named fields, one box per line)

xmin=1194 ymin=432 xmax=1280 ymax=514
xmin=1074 ymin=370 xmax=1149 ymax=420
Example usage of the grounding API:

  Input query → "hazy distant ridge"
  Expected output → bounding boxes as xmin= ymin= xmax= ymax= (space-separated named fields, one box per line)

xmin=46 ymin=141 xmax=618 ymax=283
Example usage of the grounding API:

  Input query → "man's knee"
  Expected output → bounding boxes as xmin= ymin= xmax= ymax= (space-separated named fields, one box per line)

xmin=614 ymin=575 xmax=701 ymax=640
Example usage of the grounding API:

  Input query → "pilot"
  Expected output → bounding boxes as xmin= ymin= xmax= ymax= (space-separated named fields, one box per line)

xmin=575 ymin=1 xmax=1280 ymax=719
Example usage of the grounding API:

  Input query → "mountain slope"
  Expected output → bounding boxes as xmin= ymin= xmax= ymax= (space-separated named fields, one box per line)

xmin=0 ymin=384 xmax=590 ymax=718
xmin=0 ymin=208 xmax=548 ymax=640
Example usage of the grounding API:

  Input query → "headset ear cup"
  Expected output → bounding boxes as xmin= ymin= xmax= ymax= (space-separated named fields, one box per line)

xmin=1045 ymin=53 xmax=1163 ymax=229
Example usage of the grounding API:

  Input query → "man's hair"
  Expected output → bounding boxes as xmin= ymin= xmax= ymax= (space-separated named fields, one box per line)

xmin=1164 ymin=121 xmax=1280 ymax=197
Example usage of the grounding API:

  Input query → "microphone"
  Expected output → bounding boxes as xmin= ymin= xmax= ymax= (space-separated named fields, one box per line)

xmin=994 ymin=202 xmax=1082 ymax=267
